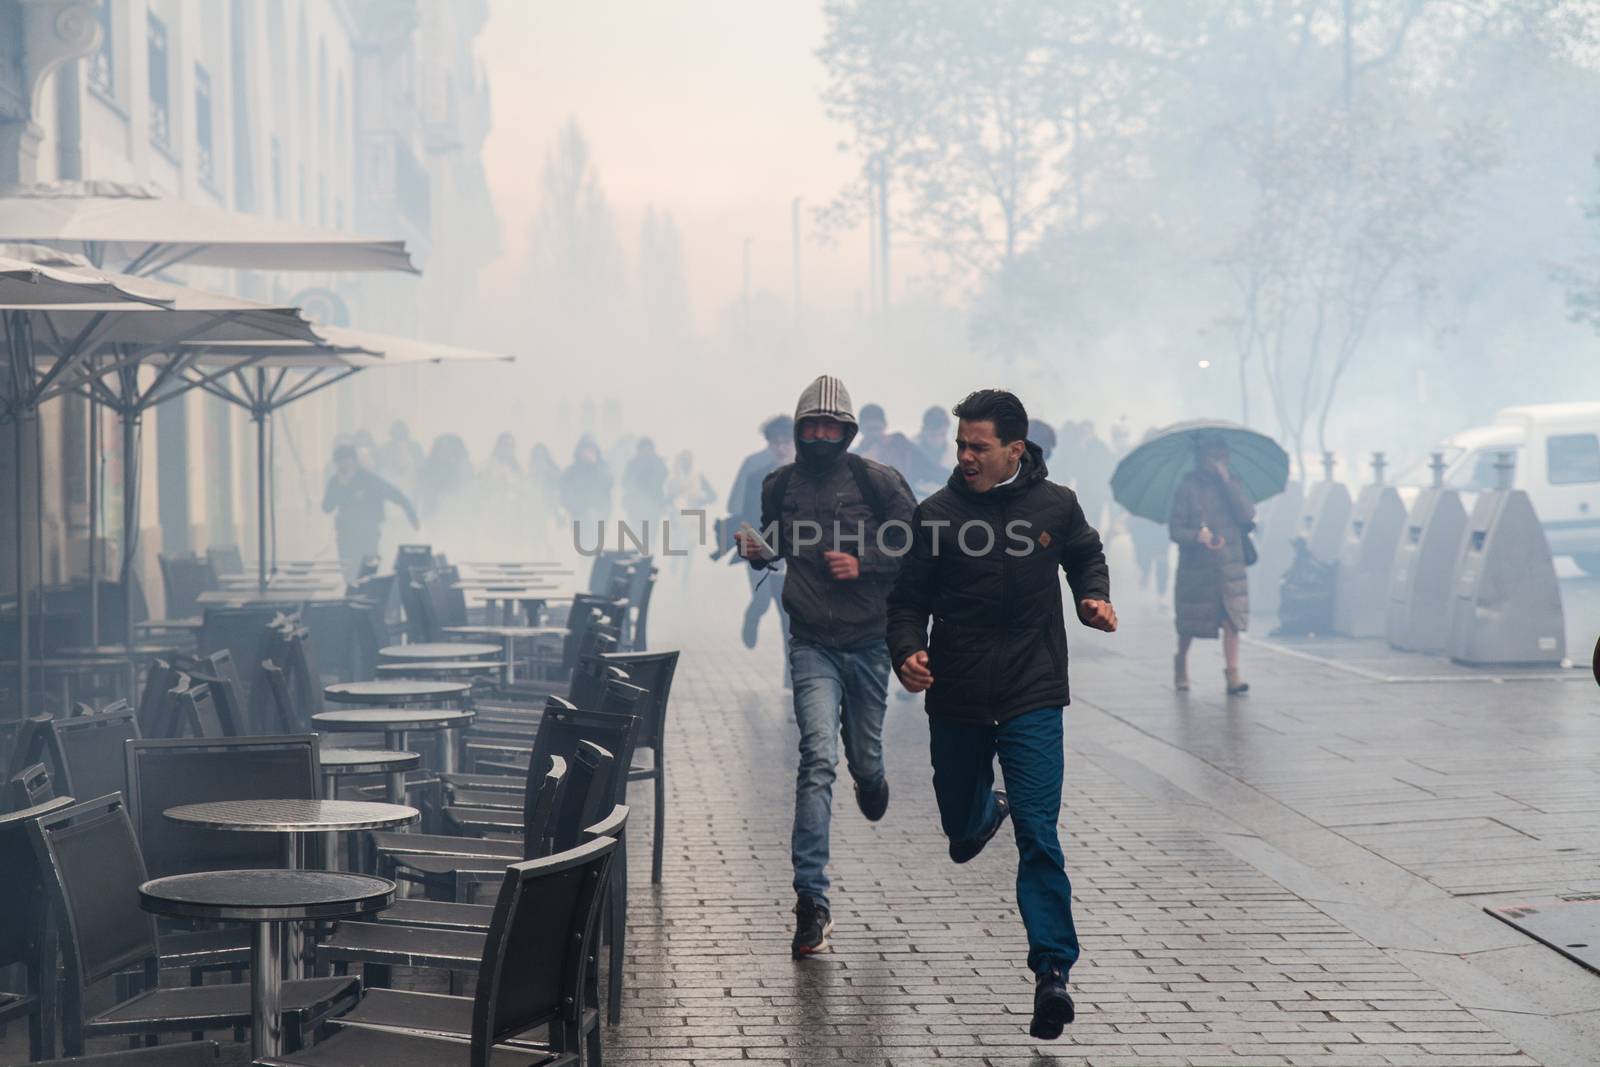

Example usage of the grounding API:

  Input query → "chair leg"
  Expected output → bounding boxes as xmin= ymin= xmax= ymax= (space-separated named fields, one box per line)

xmin=607 ymin=837 xmax=626 ymax=1025
xmin=651 ymin=766 xmax=665 ymax=885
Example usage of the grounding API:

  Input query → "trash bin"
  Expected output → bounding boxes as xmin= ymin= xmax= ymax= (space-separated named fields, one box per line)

xmin=1332 ymin=453 xmax=1407 ymax=638
xmin=1275 ymin=537 xmax=1338 ymax=636
xmin=1386 ymin=454 xmax=1468 ymax=654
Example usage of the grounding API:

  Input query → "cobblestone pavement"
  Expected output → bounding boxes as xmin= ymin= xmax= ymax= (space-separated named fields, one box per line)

xmin=10 ymin=583 xmax=1598 ymax=1066
xmin=600 ymin=599 xmax=1600 ymax=1067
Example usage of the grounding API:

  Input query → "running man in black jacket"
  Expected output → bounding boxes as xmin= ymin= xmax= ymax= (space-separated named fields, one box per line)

xmin=886 ymin=389 xmax=1115 ymax=1040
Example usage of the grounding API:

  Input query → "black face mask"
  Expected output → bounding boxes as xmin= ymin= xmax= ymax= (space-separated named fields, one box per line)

xmin=798 ymin=439 xmax=847 ymax=469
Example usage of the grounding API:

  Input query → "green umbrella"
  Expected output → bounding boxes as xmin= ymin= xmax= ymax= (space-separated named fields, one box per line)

xmin=1110 ymin=419 xmax=1289 ymax=523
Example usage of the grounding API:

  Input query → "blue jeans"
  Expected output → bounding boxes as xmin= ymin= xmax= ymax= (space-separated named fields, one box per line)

xmin=788 ymin=638 xmax=890 ymax=910
xmin=928 ymin=707 xmax=1080 ymax=976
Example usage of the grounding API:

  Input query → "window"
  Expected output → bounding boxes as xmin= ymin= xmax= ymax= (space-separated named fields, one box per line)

xmin=1547 ymin=433 xmax=1600 ymax=485
xmin=147 ymin=13 xmax=171 ymax=149
xmin=195 ymin=65 xmax=215 ymax=190
xmin=89 ymin=2 xmax=114 ymax=98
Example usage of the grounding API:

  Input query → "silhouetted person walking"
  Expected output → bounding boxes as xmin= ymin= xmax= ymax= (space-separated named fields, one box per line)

xmin=323 ymin=444 xmax=419 ymax=580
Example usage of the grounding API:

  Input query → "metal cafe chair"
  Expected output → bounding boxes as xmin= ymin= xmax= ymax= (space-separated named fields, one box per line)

xmin=173 ymin=649 xmax=248 ymax=737
xmin=7 ymin=760 xmax=56 ymax=811
xmin=30 ymin=706 xmax=142 ymax=802
xmin=123 ymin=735 xmax=321 ymax=880
xmin=268 ymin=836 xmax=617 ymax=1067
xmin=376 ymin=753 xmax=569 ymax=902
xmin=598 ymin=649 xmax=679 ymax=883
xmin=0 ymin=796 xmax=75 ymax=1061
xmin=134 ymin=660 xmax=186 ymax=739
xmin=29 ymin=794 xmax=359 ymax=1056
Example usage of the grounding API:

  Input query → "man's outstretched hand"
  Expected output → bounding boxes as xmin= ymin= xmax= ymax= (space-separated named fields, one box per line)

xmin=897 ymin=650 xmax=934 ymax=693
xmin=1078 ymin=598 xmax=1118 ymax=632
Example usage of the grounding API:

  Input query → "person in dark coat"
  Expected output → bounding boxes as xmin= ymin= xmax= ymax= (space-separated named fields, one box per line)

xmin=620 ymin=437 xmax=669 ymax=528
xmin=728 ymin=415 xmax=794 ymax=652
xmin=322 ymin=444 xmax=419 ymax=580
xmin=560 ymin=434 xmax=614 ymax=529
xmin=737 ymin=375 xmax=916 ymax=961
xmin=887 ymin=389 xmax=1115 ymax=1041
xmin=1169 ymin=434 xmax=1255 ymax=694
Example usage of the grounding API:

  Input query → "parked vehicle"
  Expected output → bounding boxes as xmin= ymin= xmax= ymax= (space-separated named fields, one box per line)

xmin=1401 ymin=403 xmax=1600 ymax=574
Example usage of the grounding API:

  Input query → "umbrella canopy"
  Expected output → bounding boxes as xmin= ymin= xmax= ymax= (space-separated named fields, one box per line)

xmin=0 ymin=181 xmax=417 ymax=274
xmin=0 ymin=251 xmax=169 ymax=306
xmin=1110 ymin=419 xmax=1290 ymax=523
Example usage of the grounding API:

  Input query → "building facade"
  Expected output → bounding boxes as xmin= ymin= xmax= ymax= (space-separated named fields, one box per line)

xmin=0 ymin=0 xmax=497 ymax=605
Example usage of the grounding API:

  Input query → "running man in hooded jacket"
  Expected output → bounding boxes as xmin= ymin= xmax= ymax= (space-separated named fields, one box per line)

xmin=737 ymin=374 xmax=916 ymax=960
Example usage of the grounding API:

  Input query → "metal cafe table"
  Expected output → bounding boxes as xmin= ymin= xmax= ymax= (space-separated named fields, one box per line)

xmin=373 ymin=658 xmax=509 ymax=682
xmin=163 ymin=799 xmax=418 ymax=980
xmin=139 ymin=869 xmax=393 ymax=1059
xmin=441 ymin=624 xmax=569 ymax=683
xmin=376 ymin=641 xmax=502 ymax=662
xmin=323 ymin=678 xmax=472 ymax=706
xmin=312 ymin=706 xmax=476 ymax=788
xmin=318 ymin=746 xmax=422 ymax=809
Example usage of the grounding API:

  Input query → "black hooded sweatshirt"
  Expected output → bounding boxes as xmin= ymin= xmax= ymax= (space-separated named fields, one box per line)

xmin=886 ymin=441 xmax=1109 ymax=724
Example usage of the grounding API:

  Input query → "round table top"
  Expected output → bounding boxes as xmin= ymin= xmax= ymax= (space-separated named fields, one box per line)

xmin=374 ymin=660 xmax=507 ymax=676
xmin=163 ymin=798 xmax=420 ymax=833
xmin=444 ymin=625 xmax=568 ymax=639
xmin=324 ymin=679 xmax=471 ymax=704
xmin=378 ymin=642 xmax=501 ymax=661
xmin=313 ymin=707 xmax=476 ymax=731
xmin=196 ymin=590 xmax=348 ymax=606
xmin=140 ymin=869 xmax=395 ymax=923
xmin=318 ymin=748 xmax=422 ymax=775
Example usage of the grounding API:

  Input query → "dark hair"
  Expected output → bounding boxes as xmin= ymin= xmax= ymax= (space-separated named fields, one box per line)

xmin=859 ymin=403 xmax=886 ymax=424
xmin=951 ymin=389 xmax=1029 ymax=444
xmin=1194 ymin=433 xmax=1229 ymax=459
xmin=761 ymin=414 xmax=793 ymax=443
xmin=333 ymin=444 xmax=357 ymax=464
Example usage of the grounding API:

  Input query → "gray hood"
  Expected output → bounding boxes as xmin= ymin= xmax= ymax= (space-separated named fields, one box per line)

xmin=793 ymin=374 xmax=858 ymax=450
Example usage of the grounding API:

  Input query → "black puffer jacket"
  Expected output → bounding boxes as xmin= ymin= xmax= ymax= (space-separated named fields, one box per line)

xmin=886 ymin=443 xmax=1110 ymax=724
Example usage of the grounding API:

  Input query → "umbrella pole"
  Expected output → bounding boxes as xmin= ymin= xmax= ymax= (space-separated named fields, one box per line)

xmin=122 ymin=409 xmax=139 ymax=657
xmin=255 ymin=402 xmax=268 ymax=595
xmin=88 ymin=378 xmax=99 ymax=647
xmin=14 ymin=412 xmax=29 ymax=717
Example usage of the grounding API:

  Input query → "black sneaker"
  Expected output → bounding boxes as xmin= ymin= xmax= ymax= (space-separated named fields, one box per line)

xmin=1030 ymin=967 xmax=1075 ymax=1040
xmin=791 ymin=895 xmax=833 ymax=959
xmin=949 ymin=790 xmax=1009 ymax=864
xmin=854 ymin=777 xmax=890 ymax=822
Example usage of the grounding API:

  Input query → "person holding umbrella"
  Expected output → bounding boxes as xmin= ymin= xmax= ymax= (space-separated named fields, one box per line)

xmin=1169 ymin=434 xmax=1257 ymax=694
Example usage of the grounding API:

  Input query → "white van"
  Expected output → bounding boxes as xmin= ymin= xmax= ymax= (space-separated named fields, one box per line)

xmin=1409 ymin=403 xmax=1600 ymax=574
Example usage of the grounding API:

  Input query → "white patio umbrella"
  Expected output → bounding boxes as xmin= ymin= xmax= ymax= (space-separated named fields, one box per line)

xmin=1 ymin=248 xmax=318 ymax=712
xmin=156 ymin=326 xmax=515 ymax=592
xmin=0 ymin=186 xmax=418 ymax=646
xmin=0 ymin=181 xmax=417 ymax=274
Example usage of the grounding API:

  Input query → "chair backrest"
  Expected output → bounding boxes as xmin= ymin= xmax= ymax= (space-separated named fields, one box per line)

xmin=178 ymin=650 xmax=247 ymax=738
xmin=519 ymin=753 xmax=570 ymax=861
xmin=0 ymin=796 xmax=74 ymax=970
xmin=177 ymin=680 xmax=232 ymax=740
xmin=527 ymin=699 xmax=640 ymax=813
xmin=630 ymin=565 xmax=658 ymax=650
xmin=29 ymin=794 xmax=161 ymax=989
xmin=198 ymin=606 xmax=284 ymax=708
xmin=253 ymin=659 xmax=306 ymax=735
xmin=582 ymin=803 xmax=629 ymax=843
xmin=50 ymin=708 xmax=141 ymax=801
xmin=600 ymin=650 xmax=679 ymax=751
xmin=124 ymin=735 xmax=320 ymax=878
xmin=471 ymin=836 xmax=618 ymax=1055
xmin=3 ymin=714 xmax=56 ymax=783
xmin=405 ymin=577 xmax=440 ymax=643
xmin=158 ymin=553 xmax=217 ymax=619
xmin=437 ymin=566 xmax=470 ymax=628
xmin=302 ymin=601 xmax=360 ymax=683
xmin=281 ymin=625 xmax=326 ymax=718
xmin=7 ymin=761 xmax=55 ymax=811
xmin=207 ymin=544 xmax=244 ymax=576
xmin=586 ymin=550 xmax=634 ymax=595
xmin=135 ymin=659 xmax=186 ymax=738
xmin=393 ymin=544 xmax=434 ymax=582
xmin=545 ymin=740 xmax=614 ymax=856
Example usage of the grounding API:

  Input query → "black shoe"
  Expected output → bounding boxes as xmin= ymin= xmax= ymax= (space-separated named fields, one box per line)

xmin=1030 ymin=968 xmax=1075 ymax=1040
xmin=949 ymin=790 xmax=1009 ymax=864
xmin=791 ymin=896 xmax=833 ymax=959
xmin=854 ymin=777 xmax=890 ymax=822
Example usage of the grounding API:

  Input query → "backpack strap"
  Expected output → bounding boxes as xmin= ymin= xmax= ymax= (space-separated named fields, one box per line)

xmin=763 ymin=454 xmax=888 ymax=534
xmin=845 ymin=453 xmax=887 ymax=523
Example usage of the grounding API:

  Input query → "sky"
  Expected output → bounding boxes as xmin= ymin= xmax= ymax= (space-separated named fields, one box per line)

xmin=476 ymin=0 xmax=879 ymax=331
